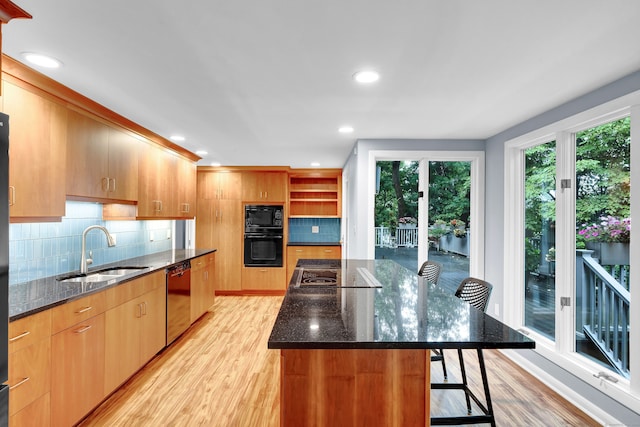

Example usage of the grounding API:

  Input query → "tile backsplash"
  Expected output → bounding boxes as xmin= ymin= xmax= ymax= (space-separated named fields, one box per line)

xmin=288 ymin=218 xmax=341 ymax=243
xmin=9 ymin=201 xmax=173 ymax=286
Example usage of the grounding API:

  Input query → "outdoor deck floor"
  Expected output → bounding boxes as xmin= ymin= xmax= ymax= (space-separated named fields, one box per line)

xmin=375 ymin=246 xmax=469 ymax=294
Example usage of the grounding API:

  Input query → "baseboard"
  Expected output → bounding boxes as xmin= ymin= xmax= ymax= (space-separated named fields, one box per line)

xmin=215 ymin=290 xmax=286 ymax=296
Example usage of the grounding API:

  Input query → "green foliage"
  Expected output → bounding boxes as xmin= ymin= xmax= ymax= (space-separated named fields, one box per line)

xmin=428 ymin=161 xmax=471 ymax=224
xmin=375 ymin=161 xmax=418 ymax=228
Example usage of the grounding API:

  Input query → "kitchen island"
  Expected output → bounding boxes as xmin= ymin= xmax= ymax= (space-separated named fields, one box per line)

xmin=268 ymin=259 xmax=535 ymax=426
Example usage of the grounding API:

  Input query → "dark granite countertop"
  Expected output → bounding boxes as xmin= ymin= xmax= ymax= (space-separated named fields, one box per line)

xmin=287 ymin=242 xmax=341 ymax=246
xmin=9 ymin=249 xmax=216 ymax=321
xmin=268 ymin=259 xmax=535 ymax=350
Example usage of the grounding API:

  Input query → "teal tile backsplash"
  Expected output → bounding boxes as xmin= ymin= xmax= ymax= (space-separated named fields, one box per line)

xmin=8 ymin=201 xmax=173 ymax=285
xmin=288 ymin=218 xmax=341 ymax=243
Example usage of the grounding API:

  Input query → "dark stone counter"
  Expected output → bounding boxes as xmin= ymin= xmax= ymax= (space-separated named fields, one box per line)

xmin=9 ymin=249 xmax=216 ymax=320
xmin=268 ymin=259 xmax=534 ymax=350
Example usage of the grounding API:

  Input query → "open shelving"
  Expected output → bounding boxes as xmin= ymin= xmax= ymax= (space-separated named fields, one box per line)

xmin=288 ymin=170 xmax=341 ymax=217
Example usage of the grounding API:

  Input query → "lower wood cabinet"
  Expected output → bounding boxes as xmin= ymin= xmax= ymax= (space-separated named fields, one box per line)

xmin=104 ymin=272 xmax=166 ymax=393
xmin=8 ymin=309 xmax=52 ymax=425
xmin=242 ymin=266 xmax=287 ymax=291
xmin=51 ymin=313 xmax=106 ymax=427
xmin=191 ymin=253 xmax=216 ymax=323
xmin=286 ymin=245 xmax=342 ymax=280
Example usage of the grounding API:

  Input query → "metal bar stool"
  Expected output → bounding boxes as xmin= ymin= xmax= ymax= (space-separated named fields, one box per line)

xmin=418 ymin=261 xmax=449 ymax=381
xmin=431 ymin=277 xmax=495 ymax=427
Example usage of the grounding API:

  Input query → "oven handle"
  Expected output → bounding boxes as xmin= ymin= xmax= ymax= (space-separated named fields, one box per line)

xmin=244 ymin=234 xmax=283 ymax=239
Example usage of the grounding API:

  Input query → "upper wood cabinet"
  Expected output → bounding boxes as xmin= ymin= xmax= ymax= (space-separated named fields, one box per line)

xmin=66 ymin=109 xmax=139 ymax=202
xmin=198 ymin=170 xmax=241 ymax=200
xmin=288 ymin=169 xmax=342 ymax=217
xmin=138 ymin=142 xmax=195 ymax=219
xmin=242 ymin=171 xmax=287 ymax=203
xmin=3 ymin=80 xmax=67 ymax=221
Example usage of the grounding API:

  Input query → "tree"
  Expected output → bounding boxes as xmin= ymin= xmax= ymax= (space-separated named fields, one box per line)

xmin=428 ymin=161 xmax=471 ymax=224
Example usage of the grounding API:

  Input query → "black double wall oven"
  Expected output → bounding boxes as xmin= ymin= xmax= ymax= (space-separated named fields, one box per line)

xmin=244 ymin=205 xmax=284 ymax=267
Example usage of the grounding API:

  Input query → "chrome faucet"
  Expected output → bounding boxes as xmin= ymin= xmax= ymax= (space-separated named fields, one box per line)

xmin=80 ymin=225 xmax=116 ymax=274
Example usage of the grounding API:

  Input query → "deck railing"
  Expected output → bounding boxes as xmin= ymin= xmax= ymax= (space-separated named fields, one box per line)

xmin=576 ymin=250 xmax=630 ymax=378
xmin=374 ymin=226 xmax=418 ymax=248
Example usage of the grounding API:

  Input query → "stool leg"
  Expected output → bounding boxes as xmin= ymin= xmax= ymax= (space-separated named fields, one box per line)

xmin=477 ymin=349 xmax=496 ymax=427
xmin=457 ymin=349 xmax=473 ymax=415
xmin=441 ymin=349 xmax=448 ymax=382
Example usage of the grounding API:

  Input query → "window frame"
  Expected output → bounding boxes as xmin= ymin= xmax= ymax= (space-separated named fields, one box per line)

xmin=503 ymin=94 xmax=640 ymax=409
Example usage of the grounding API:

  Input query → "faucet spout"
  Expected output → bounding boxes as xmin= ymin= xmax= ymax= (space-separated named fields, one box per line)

xmin=80 ymin=225 xmax=116 ymax=274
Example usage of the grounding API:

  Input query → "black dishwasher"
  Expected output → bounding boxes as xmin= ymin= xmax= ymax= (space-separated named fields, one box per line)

xmin=166 ymin=261 xmax=191 ymax=344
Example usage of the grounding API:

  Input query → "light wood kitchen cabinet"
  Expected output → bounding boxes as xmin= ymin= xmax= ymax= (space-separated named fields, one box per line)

xmin=176 ymin=156 xmax=196 ymax=217
xmin=242 ymin=171 xmax=287 ymax=203
xmin=104 ymin=272 xmax=166 ymax=393
xmin=3 ymin=80 xmax=67 ymax=221
xmin=138 ymin=142 xmax=195 ymax=219
xmin=289 ymin=169 xmax=342 ymax=217
xmin=286 ymin=245 xmax=342 ymax=281
xmin=7 ymin=310 xmax=51 ymax=424
xmin=66 ymin=109 xmax=139 ymax=202
xmin=190 ymin=253 xmax=216 ymax=322
xmin=51 ymin=313 xmax=105 ymax=427
xmin=137 ymin=142 xmax=171 ymax=218
xmin=50 ymin=291 xmax=107 ymax=335
xmin=242 ymin=266 xmax=287 ymax=291
xmin=198 ymin=170 xmax=242 ymax=200
xmin=9 ymin=394 xmax=50 ymax=427
xmin=196 ymin=171 xmax=243 ymax=291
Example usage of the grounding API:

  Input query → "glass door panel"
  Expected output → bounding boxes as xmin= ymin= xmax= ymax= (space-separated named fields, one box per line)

xmin=427 ymin=161 xmax=471 ymax=294
xmin=524 ymin=141 xmax=557 ymax=339
xmin=575 ymin=117 xmax=631 ymax=378
xmin=374 ymin=161 xmax=419 ymax=271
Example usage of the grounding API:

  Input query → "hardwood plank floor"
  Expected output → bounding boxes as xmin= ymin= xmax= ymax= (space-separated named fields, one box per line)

xmin=79 ymin=296 xmax=599 ymax=427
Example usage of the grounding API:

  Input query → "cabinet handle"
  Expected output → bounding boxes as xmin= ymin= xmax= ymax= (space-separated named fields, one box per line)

xmin=296 ymin=249 xmax=303 ymax=253
xmin=154 ymin=200 xmax=163 ymax=212
xmin=259 ymin=269 xmax=268 ymax=273
xmin=136 ymin=303 xmax=142 ymax=318
xmin=110 ymin=178 xmax=116 ymax=193
xmin=74 ymin=325 xmax=92 ymax=334
xmin=181 ymin=203 xmax=190 ymax=213
xmin=324 ymin=250 xmax=333 ymax=253
xmin=75 ymin=306 xmax=93 ymax=314
xmin=141 ymin=302 xmax=147 ymax=316
xmin=8 ymin=186 xmax=15 ymax=206
xmin=9 ymin=377 xmax=30 ymax=390
xmin=102 ymin=177 xmax=110 ymax=192
xmin=9 ymin=331 xmax=31 ymax=342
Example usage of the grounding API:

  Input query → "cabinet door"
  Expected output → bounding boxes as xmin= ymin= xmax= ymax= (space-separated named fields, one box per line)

xmin=218 ymin=171 xmax=242 ymax=200
xmin=242 ymin=266 xmax=286 ymax=291
xmin=4 ymin=81 xmax=67 ymax=220
xmin=107 ymin=127 xmax=139 ymax=201
xmin=139 ymin=285 xmax=167 ymax=362
xmin=176 ymin=156 xmax=196 ymax=218
xmin=104 ymin=296 xmax=143 ymax=393
xmin=214 ymin=200 xmax=243 ymax=291
xmin=9 ymin=394 xmax=50 ymax=427
xmin=66 ymin=109 xmax=110 ymax=199
xmin=196 ymin=199 xmax=216 ymax=249
xmin=51 ymin=314 xmax=105 ymax=427
xmin=138 ymin=142 xmax=169 ymax=217
xmin=242 ymin=171 xmax=287 ymax=202
xmin=191 ymin=254 xmax=216 ymax=322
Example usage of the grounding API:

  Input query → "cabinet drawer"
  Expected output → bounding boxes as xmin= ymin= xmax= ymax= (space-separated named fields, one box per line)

xmin=105 ymin=271 xmax=165 ymax=309
xmin=9 ymin=310 xmax=51 ymax=353
xmin=8 ymin=338 xmax=51 ymax=416
xmin=51 ymin=292 xmax=107 ymax=334
xmin=9 ymin=393 xmax=50 ymax=427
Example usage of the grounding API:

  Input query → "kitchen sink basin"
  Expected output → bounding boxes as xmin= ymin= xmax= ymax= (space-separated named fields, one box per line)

xmin=58 ymin=266 xmax=149 ymax=285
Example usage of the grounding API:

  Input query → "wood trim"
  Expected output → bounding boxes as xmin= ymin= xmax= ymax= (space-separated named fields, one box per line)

xmin=1 ymin=54 xmax=200 ymax=162
xmin=214 ymin=290 xmax=286 ymax=297
xmin=0 ymin=0 xmax=31 ymax=23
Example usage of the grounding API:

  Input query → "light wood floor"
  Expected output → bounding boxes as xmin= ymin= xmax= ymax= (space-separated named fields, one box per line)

xmin=80 ymin=296 xmax=600 ymax=427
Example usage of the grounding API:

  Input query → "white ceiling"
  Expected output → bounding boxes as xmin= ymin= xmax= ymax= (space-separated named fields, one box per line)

xmin=3 ymin=1 xmax=640 ymax=168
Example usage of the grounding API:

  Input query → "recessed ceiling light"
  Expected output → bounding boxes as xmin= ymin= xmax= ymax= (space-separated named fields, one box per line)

xmin=22 ymin=52 xmax=62 ymax=69
xmin=310 ymin=162 xmax=321 ymax=167
xmin=353 ymin=70 xmax=379 ymax=84
xmin=170 ymin=135 xmax=185 ymax=142
xmin=195 ymin=150 xmax=208 ymax=156
xmin=210 ymin=162 xmax=221 ymax=167
xmin=339 ymin=126 xmax=354 ymax=134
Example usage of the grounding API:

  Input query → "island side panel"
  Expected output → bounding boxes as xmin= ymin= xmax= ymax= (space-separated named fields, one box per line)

xmin=280 ymin=349 xmax=430 ymax=427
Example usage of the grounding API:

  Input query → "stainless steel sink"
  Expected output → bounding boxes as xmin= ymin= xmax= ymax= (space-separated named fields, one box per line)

xmin=58 ymin=266 xmax=149 ymax=285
